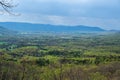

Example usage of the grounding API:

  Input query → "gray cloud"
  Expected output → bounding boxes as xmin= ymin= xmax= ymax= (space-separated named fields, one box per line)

xmin=1 ymin=0 xmax=120 ymax=30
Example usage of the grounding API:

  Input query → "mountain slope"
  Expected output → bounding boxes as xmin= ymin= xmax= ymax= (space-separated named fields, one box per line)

xmin=0 ymin=22 xmax=105 ymax=32
xmin=0 ymin=26 xmax=17 ymax=36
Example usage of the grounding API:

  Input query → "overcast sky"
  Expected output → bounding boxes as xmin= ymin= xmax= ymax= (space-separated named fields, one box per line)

xmin=0 ymin=0 xmax=120 ymax=30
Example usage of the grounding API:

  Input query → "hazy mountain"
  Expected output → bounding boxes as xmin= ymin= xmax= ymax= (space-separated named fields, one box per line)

xmin=0 ymin=26 xmax=17 ymax=36
xmin=0 ymin=22 xmax=105 ymax=32
xmin=109 ymin=30 xmax=120 ymax=32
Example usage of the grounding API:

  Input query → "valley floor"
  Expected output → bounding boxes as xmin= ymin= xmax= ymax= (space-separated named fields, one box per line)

xmin=0 ymin=32 xmax=120 ymax=80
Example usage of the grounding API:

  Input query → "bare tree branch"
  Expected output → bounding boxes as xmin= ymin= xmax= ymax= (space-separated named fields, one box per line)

xmin=0 ymin=0 xmax=17 ymax=15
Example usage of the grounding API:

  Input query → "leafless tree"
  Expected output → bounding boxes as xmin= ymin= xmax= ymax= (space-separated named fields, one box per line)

xmin=0 ymin=0 xmax=15 ymax=14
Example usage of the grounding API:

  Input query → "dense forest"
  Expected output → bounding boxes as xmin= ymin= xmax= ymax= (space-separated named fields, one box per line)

xmin=0 ymin=32 xmax=120 ymax=80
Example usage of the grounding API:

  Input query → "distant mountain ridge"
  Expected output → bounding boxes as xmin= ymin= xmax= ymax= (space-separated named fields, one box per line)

xmin=0 ymin=22 xmax=105 ymax=32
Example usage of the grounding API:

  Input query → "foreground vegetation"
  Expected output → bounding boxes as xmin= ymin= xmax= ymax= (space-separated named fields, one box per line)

xmin=0 ymin=32 xmax=120 ymax=80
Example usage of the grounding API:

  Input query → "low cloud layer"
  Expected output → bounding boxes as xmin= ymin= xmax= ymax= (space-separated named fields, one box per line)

xmin=0 ymin=0 xmax=120 ymax=30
